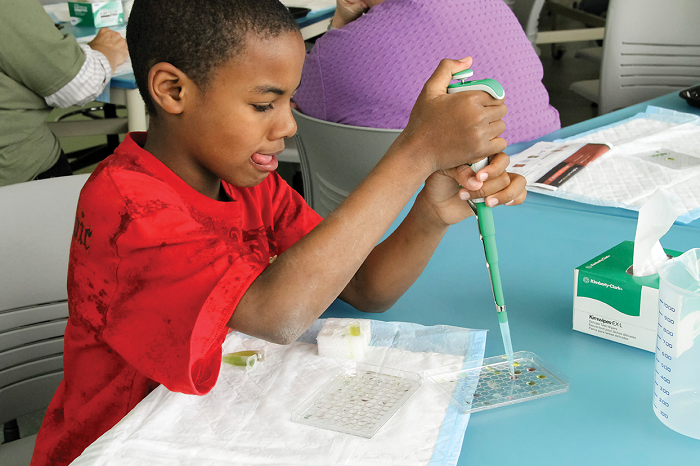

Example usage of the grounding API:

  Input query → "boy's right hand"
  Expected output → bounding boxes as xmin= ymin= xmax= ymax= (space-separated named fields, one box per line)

xmin=398 ymin=57 xmax=507 ymax=176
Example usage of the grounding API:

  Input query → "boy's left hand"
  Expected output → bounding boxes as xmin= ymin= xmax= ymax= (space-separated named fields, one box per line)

xmin=419 ymin=152 xmax=526 ymax=226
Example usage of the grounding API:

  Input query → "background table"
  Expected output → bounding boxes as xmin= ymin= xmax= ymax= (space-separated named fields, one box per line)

xmin=321 ymin=92 xmax=700 ymax=464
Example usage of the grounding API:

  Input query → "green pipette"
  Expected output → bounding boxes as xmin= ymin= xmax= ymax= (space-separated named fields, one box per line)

xmin=447 ymin=70 xmax=514 ymax=376
xmin=468 ymin=178 xmax=515 ymax=378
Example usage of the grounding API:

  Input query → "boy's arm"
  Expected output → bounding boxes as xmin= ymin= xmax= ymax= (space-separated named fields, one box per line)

xmin=228 ymin=58 xmax=510 ymax=344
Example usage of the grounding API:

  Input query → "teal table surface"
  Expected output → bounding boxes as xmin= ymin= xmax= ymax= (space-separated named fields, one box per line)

xmin=323 ymin=92 xmax=700 ymax=464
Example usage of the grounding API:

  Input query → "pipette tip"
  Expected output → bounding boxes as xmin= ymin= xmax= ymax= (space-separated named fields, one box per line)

xmin=499 ymin=319 xmax=515 ymax=377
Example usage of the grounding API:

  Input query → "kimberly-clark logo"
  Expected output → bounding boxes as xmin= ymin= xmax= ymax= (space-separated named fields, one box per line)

xmin=582 ymin=276 xmax=622 ymax=290
xmin=586 ymin=255 xmax=610 ymax=269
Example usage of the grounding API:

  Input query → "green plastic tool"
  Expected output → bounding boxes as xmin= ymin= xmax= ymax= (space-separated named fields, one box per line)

xmin=448 ymin=70 xmax=514 ymax=376
xmin=467 ymin=159 xmax=515 ymax=377
xmin=447 ymin=69 xmax=506 ymax=100
xmin=222 ymin=350 xmax=264 ymax=371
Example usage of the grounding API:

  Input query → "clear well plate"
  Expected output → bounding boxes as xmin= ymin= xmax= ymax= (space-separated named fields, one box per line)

xmin=423 ymin=351 xmax=569 ymax=414
xmin=291 ymin=362 xmax=421 ymax=438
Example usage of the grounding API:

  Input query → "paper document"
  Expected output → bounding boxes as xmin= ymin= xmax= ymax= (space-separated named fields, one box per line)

xmin=509 ymin=141 xmax=610 ymax=191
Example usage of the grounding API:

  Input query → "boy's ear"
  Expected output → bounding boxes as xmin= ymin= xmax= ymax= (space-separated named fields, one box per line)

xmin=147 ymin=63 xmax=193 ymax=115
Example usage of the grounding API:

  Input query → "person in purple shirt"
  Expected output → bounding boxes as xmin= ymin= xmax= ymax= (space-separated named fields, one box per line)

xmin=294 ymin=0 xmax=560 ymax=144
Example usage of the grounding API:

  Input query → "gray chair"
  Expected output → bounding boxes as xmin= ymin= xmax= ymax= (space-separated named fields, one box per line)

xmin=570 ymin=0 xmax=700 ymax=114
xmin=0 ymin=174 xmax=89 ymax=466
xmin=47 ymin=104 xmax=129 ymax=172
xmin=574 ymin=46 xmax=603 ymax=65
xmin=292 ymin=109 xmax=401 ymax=218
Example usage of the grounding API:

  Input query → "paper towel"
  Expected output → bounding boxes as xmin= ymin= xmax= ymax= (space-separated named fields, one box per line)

xmin=72 ymin=323 xmax=488 ymax=466
xmin=632 ymin=189 xmax=681 ymax=276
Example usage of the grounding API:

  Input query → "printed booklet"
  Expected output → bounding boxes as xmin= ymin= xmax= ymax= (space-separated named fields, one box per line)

xmin=508 ymin=141 xmax=611 ymax=190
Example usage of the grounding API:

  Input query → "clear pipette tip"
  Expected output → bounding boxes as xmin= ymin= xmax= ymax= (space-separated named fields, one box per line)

xmin=498 ymin=311 xmax=515 ymax=377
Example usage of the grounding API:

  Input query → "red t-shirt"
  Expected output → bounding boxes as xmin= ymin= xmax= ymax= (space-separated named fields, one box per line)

xmin=31 ymin=133 xmax=321 ymax=465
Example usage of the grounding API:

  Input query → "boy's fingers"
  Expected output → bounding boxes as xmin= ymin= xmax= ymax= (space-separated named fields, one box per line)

xmin=487 ymin=101 xmax=508 ymax=120
xmin=485 ymin=118 xmax=507 ymax=140
xmin=484 ymin=172 xmax=527 ymax=207
xmin=475 ymin=152 xmax=510 ymax=181
xmin=455 ymin=101 xmax=506 ymax=128
xmin=452 ymin=100 xmax=506 ymax=140
xmin=484 ymin=137 xmax=508 ymax=161
xmin=464 ymin=170 xmax=510 ymax=200
xmin=421 ymin=57 xmax=473 ymax=97
xmin=470 ymin=90 xmax=507 ymax=107
xmin=451 ymin=151 xmax=509 ymax=191
xmin=448 ymin=164 xmax=477 ymax=188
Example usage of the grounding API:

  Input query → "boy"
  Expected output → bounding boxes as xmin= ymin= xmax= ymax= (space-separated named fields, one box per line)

xmin=32 ymin=0 xmax=525 ymax=464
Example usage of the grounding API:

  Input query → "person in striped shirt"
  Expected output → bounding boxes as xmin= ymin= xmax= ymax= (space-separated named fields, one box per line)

xmin=0 ymin=0 xmax=128 ymax=186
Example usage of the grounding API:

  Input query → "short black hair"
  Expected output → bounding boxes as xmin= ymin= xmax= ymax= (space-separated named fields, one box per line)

xmin=126 ymin=0 xmax=300 ymax=115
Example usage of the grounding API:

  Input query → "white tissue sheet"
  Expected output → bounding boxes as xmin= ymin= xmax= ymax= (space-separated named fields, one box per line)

xmin=632 ymin=189 xmax=680 ymax=276
xmin=72 ymin=321 xmax=487 ymax=466
xmin=531 ymin=106 xmax=700 ymax=223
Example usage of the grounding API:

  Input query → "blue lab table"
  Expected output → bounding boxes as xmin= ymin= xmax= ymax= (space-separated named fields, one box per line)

xmin=323 ymin=92 xmax=700 ymax=464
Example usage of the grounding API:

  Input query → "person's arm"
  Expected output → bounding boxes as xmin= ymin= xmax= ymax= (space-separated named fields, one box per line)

xmin=44 ymin=45 xmax=111 ymax=108
xmin=0 ymin=1 xmax=84 ymax=99
xmin=44 ymin=28 xmax=128 ymax=108
xmin=229 ymin=57 xmax=523 ymax=344
xmin=330 ymin=0 xmax=369 ymax=29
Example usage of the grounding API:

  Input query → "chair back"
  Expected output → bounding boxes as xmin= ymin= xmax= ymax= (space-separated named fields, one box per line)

xmin=597 ymin=0 xmax=700 ymax=114
xmin=0 ymin=174 xmax=89 ymax=425
xmin=292 ymin=109 xmax=402 ymax=218
xmin=508 ymin=0 xmax=546 ymax=48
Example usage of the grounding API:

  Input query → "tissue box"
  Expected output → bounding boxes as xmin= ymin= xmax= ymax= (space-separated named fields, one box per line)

xmin=573 ymin=241 xmax=681 ymax=351
xmin=69 ymin=1 xmax=124 ymax=27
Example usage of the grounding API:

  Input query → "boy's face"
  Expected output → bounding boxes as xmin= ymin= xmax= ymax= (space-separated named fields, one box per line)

xmin=182 ymin=31 xmax=305 ymax=190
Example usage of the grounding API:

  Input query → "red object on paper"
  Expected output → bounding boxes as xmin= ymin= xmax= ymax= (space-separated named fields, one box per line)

xmin=535 ymin=143 xmax=609 ymax=188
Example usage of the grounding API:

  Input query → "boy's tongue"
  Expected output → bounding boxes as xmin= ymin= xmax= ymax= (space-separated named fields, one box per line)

xmin=251 ymin=152 xmax=278 ymax=171
xmin=252 ymin=152 xmax=272 ymax=164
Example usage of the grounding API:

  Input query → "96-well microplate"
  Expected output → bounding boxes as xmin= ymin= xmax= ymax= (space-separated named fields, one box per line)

xmin=291 ymin=362 xmax=421 ymax=438
xmin=423 ymin=351 xmax=568 ymax=414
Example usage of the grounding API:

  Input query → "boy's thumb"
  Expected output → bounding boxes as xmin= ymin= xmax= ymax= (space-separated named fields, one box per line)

xmin=422 ymin=57 xmax=473 ymax=97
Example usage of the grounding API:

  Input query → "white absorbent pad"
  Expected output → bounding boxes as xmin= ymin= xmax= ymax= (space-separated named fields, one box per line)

xmin=72 ymin=320 xmax=487 ymax=466
xmin=516 ymin=106 xmax=700 ymax=223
